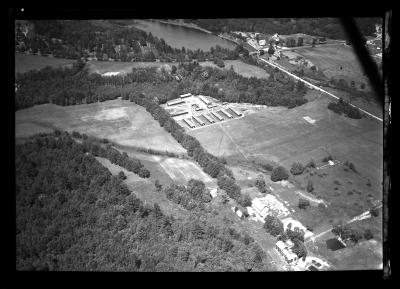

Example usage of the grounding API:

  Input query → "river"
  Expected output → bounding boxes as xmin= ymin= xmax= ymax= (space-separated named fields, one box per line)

xmin=133 ymin=20 xmax=237 ymax=52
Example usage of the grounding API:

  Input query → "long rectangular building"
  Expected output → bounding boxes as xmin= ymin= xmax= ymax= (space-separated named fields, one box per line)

xmin=202 ymin=114 xmax=214 ymax=123
xmin=220 ymin=109 xmax=233 ymax=118
xmin=193 ymin=116 xmax=205 ymax=126
xmin=229 ymin=106 xmax=243 ymax=116
xmin=183 ymin=118 xmax=195 ymax=128
xmin=171 ymin=110 xmax=189 ymax=117
xmin=197 ymin=95 xmax=211 ymax=105
xmin=167 ymin=99 xmax=185 ymax=106
xmin=211 ymin=110 xmax=223 ymax=121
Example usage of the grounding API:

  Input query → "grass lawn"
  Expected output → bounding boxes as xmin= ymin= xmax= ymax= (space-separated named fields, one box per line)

xmin=200 ymin=60 xmax=270 ymax=79
xmin=86 ymin=60 xmax=176 ymax=75
xmin=15 ymin=53 xmax=75 ymax=74
xmin=15 ymin=99 xmax=186 ymax=154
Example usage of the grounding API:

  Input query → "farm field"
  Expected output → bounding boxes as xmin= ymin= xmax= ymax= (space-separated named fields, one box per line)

xmin=189 ymin=96 xmax=383 ymax=187
xmin=294 ymin=45 xmax=372 ymax=91
xmin=200 ymin=60 xmax=270 ymax=79
xmin=15 ymin=53 xmax=75 ymax=74
xmin=15 ymin=99 xmax=186 ymax=154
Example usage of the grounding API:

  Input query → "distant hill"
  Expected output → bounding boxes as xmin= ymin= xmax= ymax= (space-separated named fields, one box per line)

xmin=183 ymin=18 xmax=382 ymax=40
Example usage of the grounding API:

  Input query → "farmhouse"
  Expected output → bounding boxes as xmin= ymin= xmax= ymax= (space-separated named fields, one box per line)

xmin=275 ymin=240 xmax=299 ymax=264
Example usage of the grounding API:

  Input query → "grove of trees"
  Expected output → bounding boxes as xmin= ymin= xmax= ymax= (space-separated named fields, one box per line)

xmin=16 ymin=132 xmax=271 ymax=271
xmin=327 ymin=98 xmax=363 ymax=119
xmin=270 ymin=166 xmax=289 ymax=182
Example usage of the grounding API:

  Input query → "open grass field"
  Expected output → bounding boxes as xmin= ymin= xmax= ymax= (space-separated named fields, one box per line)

xmin=15 ymin=99 xmax=186 ymax=154
xmin=15 ymin=53 xmax=75 ymax=74
xmin=118 ymin=147 xmax=216 ymax=188
xmin=294 ymin=45 xmax=372 ymax=91
xmin=86 ymin=60 xmax=176 ymax=75
xmin=189 ymin=95 xmax=383 ymax=187
xmin=200 ymin=60 xmax=270 ymax=79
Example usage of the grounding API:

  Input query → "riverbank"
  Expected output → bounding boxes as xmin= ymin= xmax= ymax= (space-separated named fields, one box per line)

xmin=148 ymin=19 xmax=214 ymax=35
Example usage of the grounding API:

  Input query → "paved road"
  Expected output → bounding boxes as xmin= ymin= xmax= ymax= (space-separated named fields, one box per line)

xmin=246 ymin=42 xmax=383 ymax=122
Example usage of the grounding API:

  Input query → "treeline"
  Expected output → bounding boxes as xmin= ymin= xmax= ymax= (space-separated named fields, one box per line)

xmin=164 ymin=179 xmax=212 ymax=211
xmin=16 ymin=133 xmax=270 ymax=271
xmin=129 ymin=93 xmax=251 ymax=207
xmin=16 ymin=54 xmax=308 ymax=111
xmin=185 ymin=18 xmax=382 ymax=39
xmin=15 ymin=20 xmax=239 ymax=62
xmin=70 ymin=131 xmax=151 ymax=178
xmin=327 ymin=98 xmax=362 ymax=119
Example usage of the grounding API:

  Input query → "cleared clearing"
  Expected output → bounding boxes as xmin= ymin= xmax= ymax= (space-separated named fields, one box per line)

xmin=200 ymin=60 xmax=270 ymax=79
xmin=86 ymin=60 xmax=176 ymax=75
xmin=15 ymin=99 xmax=186 ymax=154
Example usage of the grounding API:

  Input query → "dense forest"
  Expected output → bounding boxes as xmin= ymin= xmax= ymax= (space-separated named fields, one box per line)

xmin=15 ymin=20 xmax=239 ymax=62
xmin=16 ymin=132 xmax=270 ymax=271
xmin=15 ymin=53 xmax=307 ymax=111
xmin=184 ymin=18 xmax=382 ymax=39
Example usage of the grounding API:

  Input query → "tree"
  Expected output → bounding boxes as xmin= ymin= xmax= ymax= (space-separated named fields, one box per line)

xmin=360 ymin=83 xmax=366 ymax=90
xmin=171 ymin=65 xmax=177 ymax=74
xmin=263 ymin=215 xmax=284 ymax=237
xmin=270 ymin=166 xmax=289 ymax=182
xmin=267 ymin=43 xmax=275 ymax=55
xmin=298 ymin=198 xmax=310 ymax=209
xmin=290 ymin=162 xmax=304 ymax=175
xmin=118 ymin=171 xmax=127 ymax=180
xmin=306 ymin=180 xmax=314 ymax=193
xmin=370 ymin=207 xmax=379 ymax=217
xmin=239 ymin=193 xmax=252 ymax=207
xmin=255 ymin=175 xmax=267 ymax=193
xmin=306 ymin=159 xmax=316 ymax=168
xmin=312 ymin=38 xmax=317 ymax=47
xmin=155 ymin=180 xmax=163 ymax=191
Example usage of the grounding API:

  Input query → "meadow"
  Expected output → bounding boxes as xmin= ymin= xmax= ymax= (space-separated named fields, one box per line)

xmin=200 ymin=60 xmax=270 ymax=79
xmin=15 ymin=99 xmax=186 ymax=154
xmin=294 ymin=45 xmax=372 ymax=91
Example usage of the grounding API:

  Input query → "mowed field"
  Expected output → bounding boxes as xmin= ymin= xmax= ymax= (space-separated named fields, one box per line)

xmin=15 ymin=99 xmax=186 ymax=154
xmin=189 ymin=95 xmax=383 ymax=187
xmin=200 ymin=60 xmax=270 ymax=79
xmin=15 ymin=53 xmax=75 ymax=74
xmin=294 ymin=45 xmax=372 ymax=91
xmin=86 ymin=60 xmax=176 ymax=75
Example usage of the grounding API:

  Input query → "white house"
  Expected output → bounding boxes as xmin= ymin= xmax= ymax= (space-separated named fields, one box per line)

xmin=259 ymin=39 xmax=266 ymax=46
xmin=275 ymin=240 xmax=298 ymax=264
